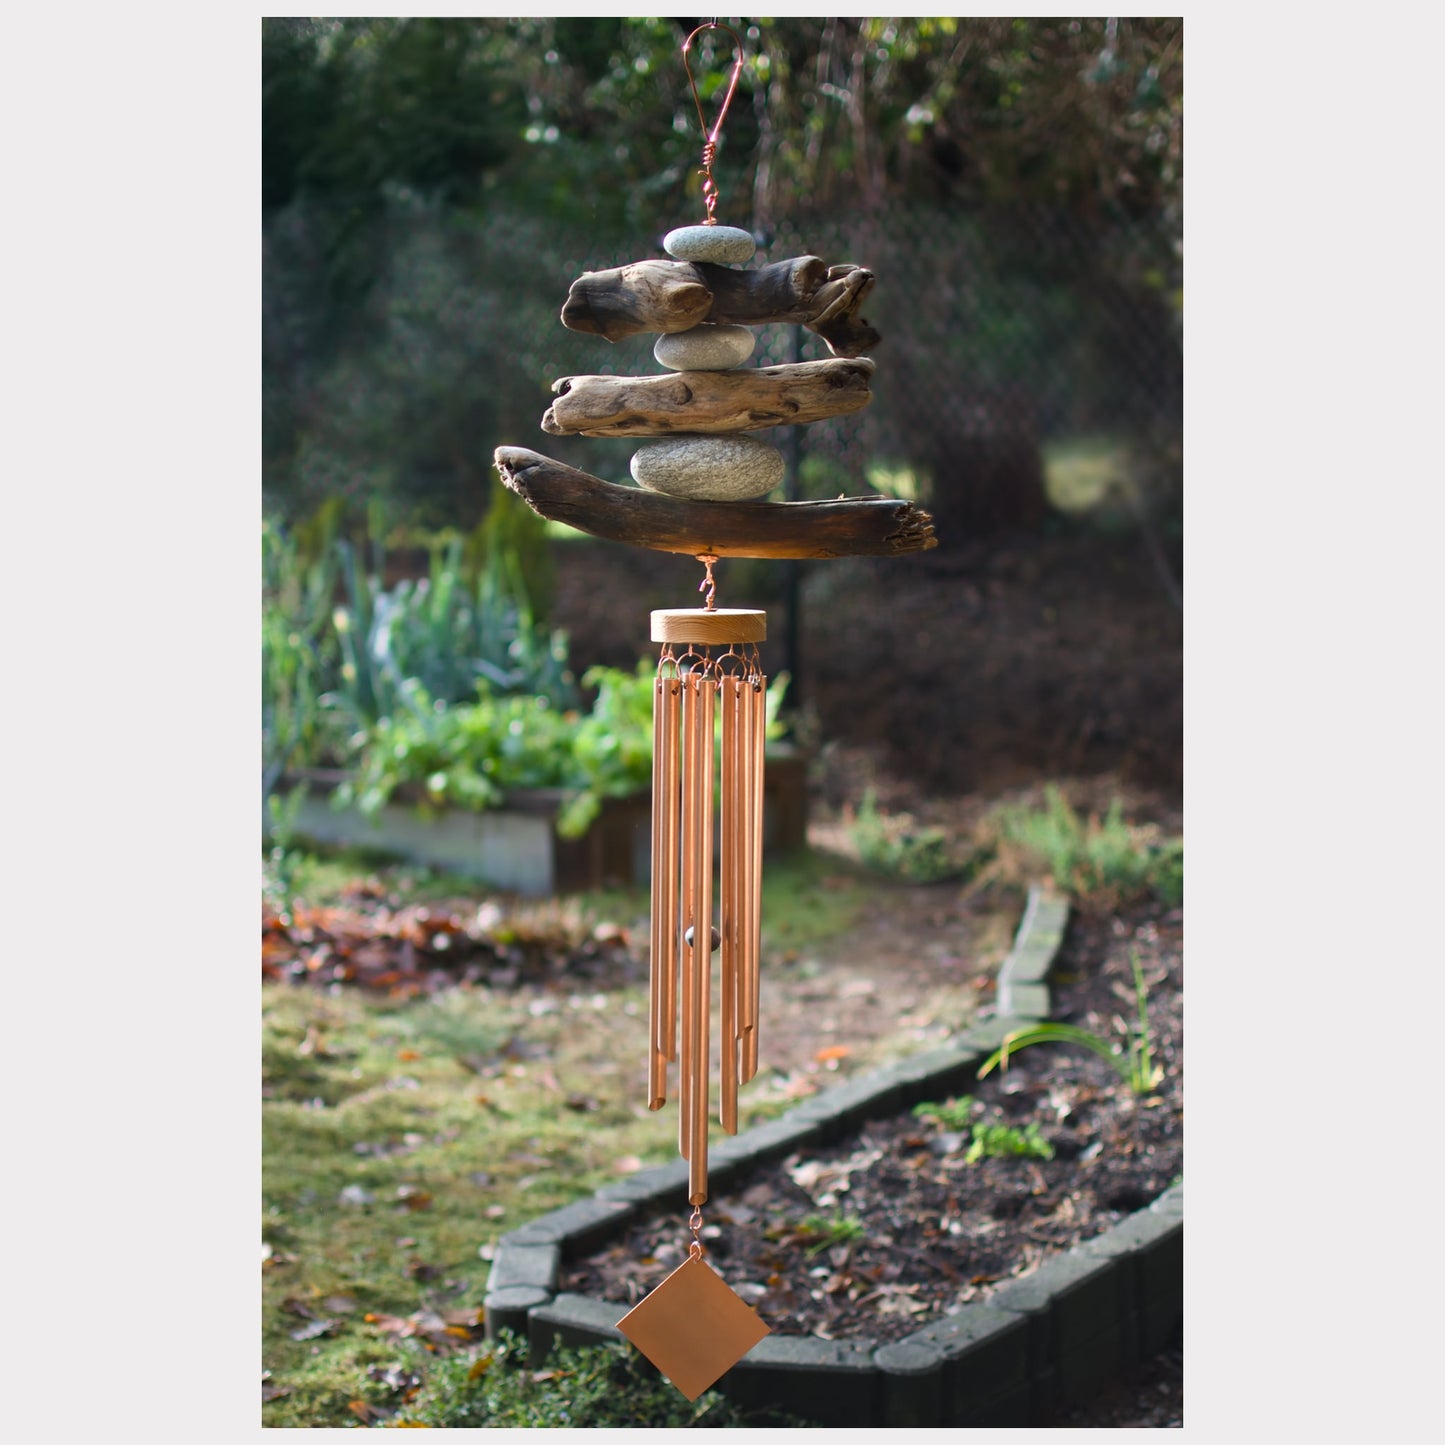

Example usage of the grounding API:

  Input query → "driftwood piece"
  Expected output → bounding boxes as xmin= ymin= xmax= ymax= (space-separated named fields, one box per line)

xmin=560 ymin=257 xmax=881 ymax=358
xmin=542 ymin=358 xmax=875 ymax=438
xmin=493 ymin=446 xmax=935 ymax=559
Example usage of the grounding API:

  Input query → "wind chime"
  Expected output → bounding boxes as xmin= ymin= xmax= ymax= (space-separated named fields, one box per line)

xmin=493 ymin=22 xmax=936 ymax=1401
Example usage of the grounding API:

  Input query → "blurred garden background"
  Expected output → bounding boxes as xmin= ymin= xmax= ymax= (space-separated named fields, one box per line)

xmin=261 ymin=17 xmax=1185 ymax=1427
xmin=263 ymin=14 xmax=1181 ymax=811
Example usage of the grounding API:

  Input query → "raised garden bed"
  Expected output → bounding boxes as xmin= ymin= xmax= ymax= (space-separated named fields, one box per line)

xmin=481 ymin=891 xmax=1183 ymax=1426
xmin=271 ymin=749 xmax=809 ymax=896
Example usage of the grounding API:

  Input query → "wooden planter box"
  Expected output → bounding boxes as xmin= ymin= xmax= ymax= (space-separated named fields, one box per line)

xmin=274 ymin=748 xmax=806 ymax=898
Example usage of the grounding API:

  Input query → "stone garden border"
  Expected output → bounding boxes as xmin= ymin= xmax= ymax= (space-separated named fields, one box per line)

xmin=481 ymin=888 xmax=1183 ymax=1426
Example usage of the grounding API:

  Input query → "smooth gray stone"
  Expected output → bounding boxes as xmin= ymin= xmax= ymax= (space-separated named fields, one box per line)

xmin=631 ymin=434 xmax=784 ymax=501
xmin=654 ymin=323 xmax=755 ymax=372
xmin=663 ymin=224 xmax=756 ymax=265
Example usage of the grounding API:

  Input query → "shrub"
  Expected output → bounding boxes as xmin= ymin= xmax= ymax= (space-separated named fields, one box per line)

xmin=849 ymin=789 xmax=961 ymax=883
xmin=989 ymin=785 xmax=1181 ymax=907
xmin=262 ymin=506 xmax=576 ymax=793
xmin=338 ymin=664 xmax=791 ymax=838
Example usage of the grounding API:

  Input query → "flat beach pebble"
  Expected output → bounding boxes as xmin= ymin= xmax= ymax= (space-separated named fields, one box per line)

xmin=663 ymin=224 xmax=756 ymax=266
xmin=653 ymin=324 xmax=755 ymax=372
xmin=631 ymin=434 xmax=784 ymax=501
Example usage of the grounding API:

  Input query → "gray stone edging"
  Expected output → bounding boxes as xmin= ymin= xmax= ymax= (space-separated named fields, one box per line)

xmin=481 ymin=885 xmax=1182 ymax=1426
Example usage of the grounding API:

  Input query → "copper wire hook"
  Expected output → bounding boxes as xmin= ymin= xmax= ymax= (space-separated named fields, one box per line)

xmin=682 ymin=21 xmax=745 ymax=225
xmin=697 ymin=554 xmax=719 ymax=610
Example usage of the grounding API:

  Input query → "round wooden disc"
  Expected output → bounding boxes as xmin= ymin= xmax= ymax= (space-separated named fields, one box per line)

xmin=651 ymin=608 xmax=766 ymax=645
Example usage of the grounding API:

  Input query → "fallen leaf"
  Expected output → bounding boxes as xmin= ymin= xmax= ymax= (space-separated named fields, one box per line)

xmin=348 ymin=1400 xmax=381 ymax=1424
xmin=289 ymin=1317 xmax=337 ymax=1342
xmin=397 ymin=1049 xmax=420 ymax=1062
xmin=468 ymin=1353 xmax=495 ymax=1381
xmin=814 ymin=1045 xmax=850 ymax=1063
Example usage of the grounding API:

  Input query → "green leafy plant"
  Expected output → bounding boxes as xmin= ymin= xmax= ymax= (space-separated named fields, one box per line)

xmin=328 ymin=532 xmax=577 ymax=734
xmin=912 ymin=1096 xmax=978 ymax=1131
xmin=388 ymin=1331 xmax=805 ymax=1428
xmin=338 ymin=663 xmax=790 ymax=839
xmin=262 ymin=515 xmax=348 ymax=794
xmin=334 ymin=662 xmax=652 ymax=837
xmin=912 ymin=1096 xmax=1053 ymax=1162
xmin=990 ymin=785 xmax=1182 ymax=906
xmin=964 ymin=1121 xmax=1055 ymax=1163
xmin=796 ymin=1212 xmax=867 ymax=1255
xmin=263 ymin=502 xmax=578 ymax=798
xmin=850 ymin=789 xmax=960 ymax=883
xmin=978 ymin=948 xmax=1164 ymax=1095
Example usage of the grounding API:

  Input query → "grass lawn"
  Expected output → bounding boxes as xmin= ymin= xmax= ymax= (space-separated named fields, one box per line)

xmin=261 ymin=846 xmax=876 ymax=1427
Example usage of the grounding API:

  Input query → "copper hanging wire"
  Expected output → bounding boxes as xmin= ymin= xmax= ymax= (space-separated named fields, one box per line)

xmin=697 ymin=554 xmax=719 ymax=610
xmin=681 ymin=21 xmax=745 ymax=225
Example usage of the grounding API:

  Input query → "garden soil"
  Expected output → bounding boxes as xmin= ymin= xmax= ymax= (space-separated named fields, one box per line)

xmin=561 ymin=897 xmax=1183 ymax=1428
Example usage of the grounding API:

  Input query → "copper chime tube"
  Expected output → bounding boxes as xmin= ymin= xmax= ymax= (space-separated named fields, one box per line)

xmin=718 ymin=673 xmax=741 ymax=1135
xmin=677 ymin=668 xmax=701 ymax=1159
xmin=648 ymin=668 xmax=681 ymax=1110
xmin=649 ymin=608 xmax=766 ymax=1210
xmin=741 ymin=674 xmax=766 ymax=1082
xmin=688 ymin=672 xmax=716 ymax=1204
